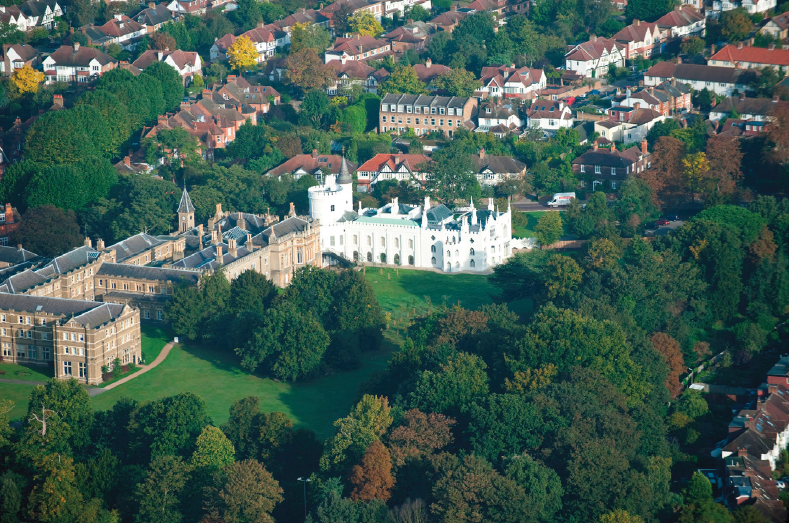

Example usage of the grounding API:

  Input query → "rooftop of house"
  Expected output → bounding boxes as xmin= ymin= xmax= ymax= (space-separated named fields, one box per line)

xmin=134 ymin=3 xmax=173 ymax=26
xmin=45 ymin=43 xmax=115 ymax=67
xmin=572 ymin=144 xmax=646 ymax=167
xmin=613 ymin=19 xmax=661 ymax=43
xmin=132 ymin=49 xmax=200 ymax=70
xmin=267 ymin=152 xmax=357 ymax=177
xmin=413 ymin=60 xmax=451 ymax=83
xmin=472 ymin=152 xmax=526 ymax=173
xmin=357 ymin=153 xmax=431 ymax=172
xmin=105 ymin=233 xmax=168 ymax=262
xmin=655 ymin=5 xmax=705 ymax=28
xmin=765 ymin=10 xmax=789 ymax=31
xmin=0 ymin=246 xmax=40 ymax=265
xmin=565 ymin=36 xmax=624 ymax=61
xmin=96 ymin=262 xmax=201 ymax=284
xmin=645 ymin=61 xmax=759 ymax=84
xmin=2 ymin=43 xmax=37 ymax=61
xmin=0 ymin=293 xmax=125 ymax=326
xmin=381 ymin=93 xmax=473 ymax=109
xmin=712 ymin=95 xmax=788 ymax=115
xmin=711 ymin=44 xmax=789 ymax=66
xmin=328 ymin=58 xmax=375 ymax=79
xmin=526 ymin=100 xmax=572 ymax=119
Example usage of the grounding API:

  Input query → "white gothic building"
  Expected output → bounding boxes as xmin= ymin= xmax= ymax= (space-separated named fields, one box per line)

xmin=308 ymin=159 xmax=513 ymax=273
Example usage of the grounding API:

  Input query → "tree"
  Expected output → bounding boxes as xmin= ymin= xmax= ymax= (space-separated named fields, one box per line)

xmin=680 ymin=36 xmax=705 ymax=56
xmin=221 ymin=397 xmax=263 ymax=461
xmin=0 ymin=471 xmax=23 ymax=523
xmin=386 ymin=409 xmax=455 ymax=466
xmin=26 ymin=456 xmax=89 ymax=523
xmin=206 ymin=460 xmax=283 ymax=523
xmin=300 ymin=89 xmax=331 ymax=126
xmin=23 ymin=378 xmax=92 ymax=456
xmin=320 ymin=395 xmax=393 ymax=474
xmin=191 ymin=426 xmax=236 ymax=471
xmin=150 ymin=31 xmax=177 ymax=51
xmin=720 ymin=8 xmax=752 ymax=42
xmin=544 ymin=254 xmax=583 ymax=298
xmin=227 ymin=35 xmax=257 ymax=71
xmin=286 ymin=48 xmax=335 ymax=92
xmin=144 ymin=128 xmax=201 ymax=166
xmin=341 ymin=104 xmax=367 ymax=134
xmin=600 ymin=509 xmax=645 ymax=523
xmin=431 ymin=68 xmax=479 ymax=97
xmin=237 ymin=300 xmax=329 ymax=381
xmin=682 ymin=151 xmax=711 ymax=202
xmin=505 ymin=454 xmax=564 ymax=523
xmin=135 ymin=455 xmax=192 ymax=523
xmin=379 ymin=64 xmax=427 ymax=95
xmin=349 ymin=441 xmax=395 ymax=501
xmin=732 ymin=505 xmax=771 ymax=523
xmin=11 ymin=206 xmax=83 ymax=257
xmin=767 ymin=102 xmax=789 ymax=164
xmin=676 ymin=389 xmax=709 ymax=419
xmin=625 ymin=0 xmax=677 ymax=23
xmin=705 ymin=135 xmax=743 ymax=199
xmin=428 ymin=143 xmax=481 ymax=202
xmin=534 ymin=212 xmax=563 ymax=247
xmin=24 ymin=110 xmax=99 ymax=165
xmin=408 ymin=352 xmax=490 ymax=416
xmin=143 ymin=61 xmax=184 ymax=112
xmin=349 ymin=10 xmax=384 ymax=37
xmin=229 ymin=270 xmax=277 ymax=314
xmin=75 ymin=91 xmax=132 ymax=158
xmin=10 ymin=64 xmax=44 ymax=94
xmin=638 ymin=136 xmax=685 ymax=206
xmin=289 ymin=21 xmax=332 ymax=53
xmin=651 ymin=333 xmax=685 ymax=399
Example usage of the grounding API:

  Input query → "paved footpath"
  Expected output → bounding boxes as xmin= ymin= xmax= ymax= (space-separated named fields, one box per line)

xmin=90 ymin=342 xmax=175 ymax=396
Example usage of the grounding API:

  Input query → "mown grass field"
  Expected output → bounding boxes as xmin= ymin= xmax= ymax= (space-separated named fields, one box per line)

xmin=512 ymin=211 xmax=570 ymax=239
xmin=6 ymin=269 xmax=527 ymax=438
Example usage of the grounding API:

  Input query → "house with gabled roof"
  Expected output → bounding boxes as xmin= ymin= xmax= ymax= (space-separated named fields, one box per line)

xmin=1 ymin=43 xmax=38 ymax=76
xmin=524 ymin=99 xmax=573 ymax=135
xmin=43 ymin=43 xmax=117 ymax=84
xmin=327 ymin=56 xmax=376 ymax=95
xmin=600 ymin=105 xmax=665 ymax=143
xmin=656 ymin=5 xmax=705 ymax=38
xmin=428 ymin=6 xmax=469 ymax=32
xmin=414 ymin=58 xmax=451 ymax=84
xmin=325 ymin=35 xmax=392 ymax=63
xmin=613 ymin=19 xmax=665 ymax=59
xmin=477 ymin=64 xmax=545 ymax=98
xmin=760 ymin=11 xmax=789 ymax=40
xmin=710 ymin=43 xmax=789 ymax=72
xmin=83 ymin=14 xmax=147 ymax=49
xmin=476 ymin=100 xmax=522 ymax=135
xmin=0 ymin=6 xmax=33 ymax=32
xmin=472 ymin=149 xmax=526 ymax=186
xmin=134 ymin=2 xmax=173 ymax=32
xmin=133 ymin=49 xmax=201 ymax=85
xmin=18 ymin=0 xmax=62 ymax=29
xmin=571 ymin=139 xmax=650 ymax=191
xmin=267 ymin=150 xmax=358 ymax=182
xmin=565 ymin=36 xmax=626 ymax=78
xmin=644 ymin=60 xmax=759 ymax=96
xmin=356 ymin=153 xmax=431 ymax=192
xmin=383 ymin=20 xmax=433 ymax=53
xmin=709 ymin=93 xmax=789 ymax=121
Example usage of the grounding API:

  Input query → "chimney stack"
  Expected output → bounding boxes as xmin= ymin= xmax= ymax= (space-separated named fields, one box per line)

xmin=211 ymin=229 xmax=218 ymax=244
xmin=53 ymin=94 xmax=63 ymax=107
xmin=237 ymin=215 xmax=246 ymax=231
xmin=738 ymin=41 xmax=744 ymax=49
xmin=641 ymin=138 xmax=647 ymax=155
xmin=84 ymin=237 xmax=92 ymax=248
xmin=124 ymin=155 xmax=131 ymax=167
xmin=216 ymin=244 xmax=223 ymax=261
xmin=97 ymin=239 xmax=105 ymax=250
xmin=426 ymin=57 xmax=432 ymax=68
xmin=246 ymin=233 xmax=253 ymax=250
xmin=739 ymin=92 xmax=745 ymax=100
xmin=228 ymin=239 xmax=237 ymax=257
xmin=593 ymin=141 xmax=598 ymax=150
xmin=289 ymin=202 xmax=296 ymax=217
xmin=479 ymin=147 xmax=485 ymax=159
xmin=611 ymin=141 xmax=616 ymax=152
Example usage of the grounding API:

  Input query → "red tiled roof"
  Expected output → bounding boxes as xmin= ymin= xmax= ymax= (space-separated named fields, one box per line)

xmin=710 ymin=44 xmax=789 ymax=67
xmin=613 ymin=20 xmax=661 ymax=43
xmin=656 ymin=6 xmax=704 ymax=28
xmin=357 ymin=153 xmax=431 ymax=172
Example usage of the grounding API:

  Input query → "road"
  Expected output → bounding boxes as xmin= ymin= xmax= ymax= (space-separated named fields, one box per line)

xmin=511 ymin=197 xmax=568 ymax=212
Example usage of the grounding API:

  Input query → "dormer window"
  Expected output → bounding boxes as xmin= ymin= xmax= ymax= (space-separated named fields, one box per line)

xmin=486 ymin=107 xmax=491 ymax=113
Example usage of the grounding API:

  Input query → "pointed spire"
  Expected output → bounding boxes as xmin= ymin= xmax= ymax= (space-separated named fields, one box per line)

xmin=337 ymin=153 xmax=352 ymax=185
xmin=178 ymin=186 xmax=195 ymax=213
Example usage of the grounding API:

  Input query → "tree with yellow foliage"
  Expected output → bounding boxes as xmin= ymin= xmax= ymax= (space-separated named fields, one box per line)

xmin=350 ymin=11 xmax=384 ymax=37
xmin=11 ymin=64 xmax=44 ymax=94
xmin=227 ymin=35 xmax=258 ymax=72
xmin=682 ymin=151 xmax=711 ymax=203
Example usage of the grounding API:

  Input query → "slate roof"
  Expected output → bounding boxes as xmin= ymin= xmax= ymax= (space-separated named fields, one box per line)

xmin=0 ymin=292 xmax=122 ymax=321
xmin=216 ymin=212 xmax=268 ymax=235
xmin=134 ymin=3 xmax=173 ymax=26
xmin=19 ymin=0 xmax=58 ymax=18
xmin=178 ymin=188 xmax=195 ymax=213
xmin=426 ymin=204 xmax=452 ymax=223
xmin=106 ymin=233 xmax=166 ymax=262
xmin=572 ymin=145 xmax=645 ymax=167
xmin=71 ymin=302 xmax=126 ymax=327
xmin=261 ymin=216 xmax=309 ymax=241
xmin=381 ymin=93 xmax=472 ymax=110
xmin=0 ymin=246 xmax=39 ymax=265
xmin=645 ymin=61 xmax=759 ymax=85
xmin=472 ymin=154 xmax=526 ymax=174
xmin=97 ymin=262 xmax=200 ymax=284
xmin=712 ymin=96 xmax=789 ymax=116
xmin=44 ymin=245 xmax=100 ymax=274
xmin=0 ymin=269 xmax=47 ymax=294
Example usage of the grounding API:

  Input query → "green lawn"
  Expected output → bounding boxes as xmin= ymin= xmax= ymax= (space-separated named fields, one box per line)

xmin=91 ymin=341 xmax=393 ymax=439
xmin=140 ymin=324 xmax=173 ymax=363
xmin=363 ymin=267 xmax=532 ymax=320
xmin=0 ymin=383 xmax=37 ymax=421
xmin=0 ymin=362 xmax=53 ymax=381
xmin=512 ymin=211 xmax=570 ymax=239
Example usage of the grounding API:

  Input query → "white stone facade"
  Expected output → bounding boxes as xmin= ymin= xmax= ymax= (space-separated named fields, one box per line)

xmin=309 ymin=172 xmax=513 ymax=273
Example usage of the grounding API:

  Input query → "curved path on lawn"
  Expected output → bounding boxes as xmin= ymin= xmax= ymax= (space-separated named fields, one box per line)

xmin=89 ymin=342 xmax=175 ymax=397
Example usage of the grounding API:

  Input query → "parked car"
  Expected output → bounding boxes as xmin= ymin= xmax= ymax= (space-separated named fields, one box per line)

xmin=645 ymin=221 xmax=659 ymax=230
xmin=656 ymin=218 xmax=670 ymax=226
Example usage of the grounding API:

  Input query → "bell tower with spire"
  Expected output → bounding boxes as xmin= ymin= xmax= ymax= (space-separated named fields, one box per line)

xmin=178 ymin=187 xmax=195 ymax=233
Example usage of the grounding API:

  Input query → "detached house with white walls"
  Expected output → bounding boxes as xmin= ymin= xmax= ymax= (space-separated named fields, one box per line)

xmin=477 ymin=65 xmax=545 ymax=98
xmin=133 ymin=49 xmax=202 ymax=85
xmin=644 ymin=60 xmax=758 ymax=96
xmin=524 ymin=100 xmax=573 ymax=135
xmin=476 ymin=100 xmax=522 ymax=136
xmin=656 ymin=5 xmax=705 ymax=38
xmin=43 ymin=43 xmax=117 ymax=84
xmin=18 ymin=0 xmax=62 ymax=29
xmin=710 ymin=43 xmax=789 ymax=72
xmin=356 ymin=153 xmax=431 ymax=192
xmin=564 ymin=36 xmax=626 ymax=78
xmin=324 ymin=35 xmax=391 ymax=63
xmin=613 ymin=19 xmax=665 ymax=59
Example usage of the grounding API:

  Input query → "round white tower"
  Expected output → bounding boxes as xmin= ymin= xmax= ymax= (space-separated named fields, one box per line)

xmin=308 ymin=158 xmax=354 ymax=224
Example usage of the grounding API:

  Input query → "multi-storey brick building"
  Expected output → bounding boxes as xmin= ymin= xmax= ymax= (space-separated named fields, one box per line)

xmin=0 ymin=293 xmax=141 ymax=385
xmin=379 ymin=94 xmax=477 ymax=137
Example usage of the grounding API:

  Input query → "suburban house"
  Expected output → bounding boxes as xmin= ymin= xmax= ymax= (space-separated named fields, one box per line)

xmin=166 ymin=0 xmax=209 ymax=15
xmin=208 ymin=75 xmax=279 ymax=114
xmin=613 ymin=19 xmax=665 ymax=59
xmin=598 ymin=106 xmax=665 ymax=143
xmin=0 ymin=205 xmax=21 ymax=246
xmin=414 ymin=58 xmax=451 ymax=84
xmin=134 ymin=2 xmax=173 ymax=32
xmin=271 ymin=8 xmax=330 ymax=46
xmin=644 ymin=60 xmax=758 ymax=96
xmin=471 ymin=149 xmax=527 ymax=186
xmin=564 ymin=36 xmax=626 ymax=78
xmin=383 ymin=20 xmax=433 ymax=53
xmin=710 ymin=0 xmax=776 ymax=16
xmin=384 ymin=0 xmax=432 ymax=18
xmin=477 ymin=65 xmax=545 ymax=98
xmin=356 ymin=153 xmax=431 ymax=192
xmin=655 ymin=5 xmax=706 ymax=38
xmin=324 ymin=35 xmax=391 ymax=63
xmin=524 ymin=99 xmax=573 ymax=135
xmin=428 ymin=7 xmax=469 ymax=32
xmin=476 ymin=100 xmax=522 ymax=136
xmin=327 ymin=57 xmax=376 ymax=95
xmin=268 ymin=151 xmax=358 ymax=182
xmin=83 ymin=15 xmax=147 ymax=49
xmin=612 ymin=82 xmax=691 ymax=115
xmin=709 ymin=43 xmax=789 ymax=72
xmin=1 ymin=44 xmax=38 ymax=76
xmin=709 ymin=93 xmax=788 ymax=121
xmin=320 ymin=0 xmax=386 ymax=24
xmin=43 ymin=43 xmax=116 ymax=84
xmin=759 ymin=11 xmax=789 ymax=40
xmin=133 ymin=49 xmax=201 ymax=85
xmin=379 ymin=94 xmax=477 ymax=137
xmin=142 ymin=96 xmax=256 ymax=159
xmin=0 ymin=6 xmax=33 ymax=32
xmin=18 ymin=0 xmax=63 ymax=29
xmin=571 ymin=140 xmax=650 ymax=191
